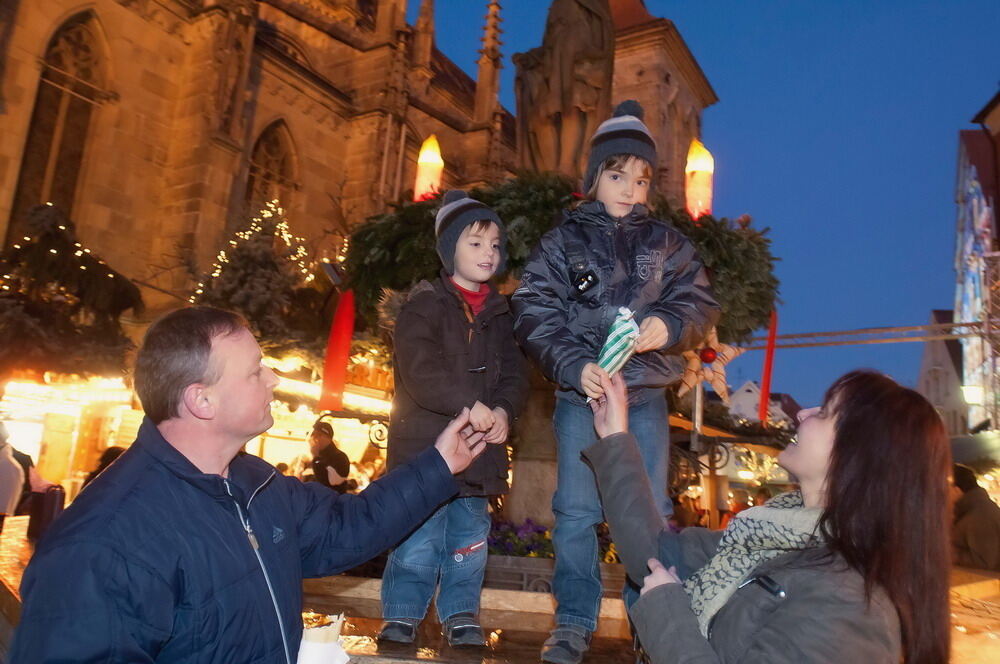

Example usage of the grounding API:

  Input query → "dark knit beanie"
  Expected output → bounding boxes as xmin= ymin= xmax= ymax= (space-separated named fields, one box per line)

xmin=434 ymin=190 xmax=507 ymax=275
xmin=583 ymin=100 xmax=658 ymax=193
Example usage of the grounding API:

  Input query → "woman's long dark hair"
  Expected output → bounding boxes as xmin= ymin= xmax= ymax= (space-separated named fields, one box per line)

xmin=818 ymin=371 xmax=951 ymax=664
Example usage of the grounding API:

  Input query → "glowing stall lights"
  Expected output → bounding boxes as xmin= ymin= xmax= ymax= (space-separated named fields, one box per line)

xmin=685 ymin=138 xmax=714 ymax=220
xmin=275 ymin=375 xmax=390 ymax=417
xmin=414 ymin=135 xmax=444 ymax=202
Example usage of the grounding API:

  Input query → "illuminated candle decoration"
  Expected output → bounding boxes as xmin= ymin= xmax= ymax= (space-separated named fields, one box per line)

xmin=685 ymin=138 xmax=715 ymax=219
xmin=413 ymin=134 xmax=444 ymax=201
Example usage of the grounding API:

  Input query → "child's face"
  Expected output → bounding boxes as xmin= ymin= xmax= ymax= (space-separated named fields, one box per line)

xmin=452 ymin=221 xmax=501 ymax=289
xmin=595 ymin=157 xmax=651 ymax=219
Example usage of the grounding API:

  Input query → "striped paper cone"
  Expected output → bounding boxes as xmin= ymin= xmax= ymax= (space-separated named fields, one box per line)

xmin=598 ymin=307 xmax=640 ymax=376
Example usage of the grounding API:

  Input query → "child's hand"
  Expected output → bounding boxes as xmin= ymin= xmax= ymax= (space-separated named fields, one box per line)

xmin=635 ymin=316 xmax=669 ymax=353
xmin=484 ymin=407 xmax=510 ymax=444
xmin=640 ymin=558 xmax=681 ymax=596
xmin=580 ymin=362 xmax=610 ymax=400
xmin=469 ymin=401 xmax=496 ymax=432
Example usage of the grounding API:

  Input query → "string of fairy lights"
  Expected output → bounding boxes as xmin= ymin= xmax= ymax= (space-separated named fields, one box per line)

xmin=189 ymin=200 xmax=314 ymax=304
xmin=1 ymin=202 xmax=121 ymax=293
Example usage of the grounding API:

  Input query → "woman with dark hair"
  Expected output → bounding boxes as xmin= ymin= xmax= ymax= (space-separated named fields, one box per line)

xmin=585 ymin=370 xmax=951 ymax=664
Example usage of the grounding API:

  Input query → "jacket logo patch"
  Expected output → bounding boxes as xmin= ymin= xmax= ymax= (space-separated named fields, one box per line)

xmin=636 ymin=251 xmax=664 ymax=281
xmin=272 ymin=526 xmax=285 ymax=544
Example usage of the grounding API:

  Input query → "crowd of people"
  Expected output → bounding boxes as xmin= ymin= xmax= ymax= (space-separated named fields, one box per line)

xmin=4 ymin=100 xmax=1000 ymax=664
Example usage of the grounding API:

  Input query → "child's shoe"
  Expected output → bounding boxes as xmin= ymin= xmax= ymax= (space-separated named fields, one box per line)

xmin=377 ymin=619 xmax=418 ymax=644
xmin=540 ymin=624 xmax=591 ymax=664
xmin=443 ymin=612 xmax=486 ymax=647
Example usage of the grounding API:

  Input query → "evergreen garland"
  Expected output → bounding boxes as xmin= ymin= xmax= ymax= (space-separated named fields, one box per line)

xmin=345 ymin=173 xmax=778 ymax=342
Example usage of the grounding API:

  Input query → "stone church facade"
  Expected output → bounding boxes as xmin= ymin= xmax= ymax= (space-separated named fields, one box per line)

xmin=0 ymin=0 xmax=714 ymax=317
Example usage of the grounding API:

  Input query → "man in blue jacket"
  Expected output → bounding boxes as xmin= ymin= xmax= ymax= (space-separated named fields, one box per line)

xmin=10 ymin=306 xmax=486 ymax=663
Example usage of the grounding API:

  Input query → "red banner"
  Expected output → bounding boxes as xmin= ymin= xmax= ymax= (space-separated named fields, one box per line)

xmin=758 ymin=309 xmax=778 ymax=425
xmin=318 ymin=289 xmax=355 ymax=412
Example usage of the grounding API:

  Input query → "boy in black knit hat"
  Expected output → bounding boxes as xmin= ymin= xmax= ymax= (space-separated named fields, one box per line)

xmin=512 ymin=101 xmax=720 ymax=664
xmin=379 ymin=191 xmax=528 ymax=647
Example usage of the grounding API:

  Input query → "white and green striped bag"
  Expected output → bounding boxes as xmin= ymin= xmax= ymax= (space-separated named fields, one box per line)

xmin=597 ymin=307 xmax=640 ymax=376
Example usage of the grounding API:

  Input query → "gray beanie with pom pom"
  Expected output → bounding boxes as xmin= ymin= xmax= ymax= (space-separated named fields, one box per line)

xmin=434 ymin=190 xmax=507 ymax=275
xmin=583 ymin=99 xmax=658 ymax=193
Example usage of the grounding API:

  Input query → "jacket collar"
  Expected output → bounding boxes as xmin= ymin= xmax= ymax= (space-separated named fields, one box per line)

xmin=437 ymin=271 xmax=510 ymax=318
xmin=134 ymin=417 xmax=275 ymax=504
xmin=568 ymin=200 xmax=651 ymax=227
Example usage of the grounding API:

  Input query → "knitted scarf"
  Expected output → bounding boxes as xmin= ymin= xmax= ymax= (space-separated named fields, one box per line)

xmin=683 ymin=491 xmax=823 ymax=636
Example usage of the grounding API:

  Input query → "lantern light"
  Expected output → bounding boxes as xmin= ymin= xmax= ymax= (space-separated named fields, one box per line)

xmin=414 ymin=134 xmax=444 ymax=202
xmin=685 ymin=139 xmax=715 ymax=220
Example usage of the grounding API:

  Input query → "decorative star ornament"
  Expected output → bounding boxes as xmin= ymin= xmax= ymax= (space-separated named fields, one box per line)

xmin=676 ymin=327 xmax=745 ymax=404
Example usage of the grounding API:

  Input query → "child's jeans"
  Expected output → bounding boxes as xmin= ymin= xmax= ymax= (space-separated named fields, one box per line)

xmin=381 ymin=496 xmax=491 ymax=623
xmin=550 ymin=393 xmax=671 ymax=632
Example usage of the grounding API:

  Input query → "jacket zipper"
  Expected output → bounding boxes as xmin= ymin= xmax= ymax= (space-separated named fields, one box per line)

xmin=224 ymin=473 xmax=290 ymax=664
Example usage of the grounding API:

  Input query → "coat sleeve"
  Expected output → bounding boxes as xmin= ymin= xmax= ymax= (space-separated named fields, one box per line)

xmin=11 ymin=540 xmax=174 ymax=662
xmin=511 ymin=230 xmax=594 ymax=393
xmin=646 ymin=234 xmax=720 ymax=354
xmin=584 ymin=434 xmax=723 ymax=584
xmin=394 ymin=299 xmax=476 ymax=417
xmin=629 ymin=576 xmax=899 ymax=664
xmin=490 ymin=313 xmax=530 ymax=421
xmin=291 ymin=446 xmax=458 ymax=577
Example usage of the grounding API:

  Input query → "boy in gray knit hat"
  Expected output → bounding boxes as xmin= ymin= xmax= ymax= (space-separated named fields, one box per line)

xmin=512 ymin=101 xmax=720 ymax=664
xmin=379 ymin=190 xmax=527 ymax=648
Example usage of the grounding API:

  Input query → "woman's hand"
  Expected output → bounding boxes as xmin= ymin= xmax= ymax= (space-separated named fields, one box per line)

xmin=640 ymin=557 xmax=681 ymax=596
xmin=635 ymin=316 xmax=669 ymax=353
xmin=580 ymin=362 xmax=609 ymax=399
xmin=590 ymin=372 xmax=628 ymax=438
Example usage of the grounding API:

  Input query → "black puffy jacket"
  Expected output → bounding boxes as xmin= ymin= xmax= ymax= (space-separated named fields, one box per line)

xmin=388 ymin=275 xmax=528 ymax=497
xmin=512 ymin=201 xmax=720 ymax=403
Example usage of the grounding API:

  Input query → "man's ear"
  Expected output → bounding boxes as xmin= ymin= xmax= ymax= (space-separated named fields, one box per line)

xmin=181 ymin=383 xmax=216 ymax=421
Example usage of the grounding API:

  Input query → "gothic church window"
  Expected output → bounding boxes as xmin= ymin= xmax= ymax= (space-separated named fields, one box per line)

xmin=7 ymin=13 xmax=108 ymax=243
xmin=245 ymin=121 xmax=298 ymax=212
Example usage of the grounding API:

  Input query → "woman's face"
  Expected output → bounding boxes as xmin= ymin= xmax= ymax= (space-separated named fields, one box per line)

xmin=778 ymin=398 xmax=839 ymax=487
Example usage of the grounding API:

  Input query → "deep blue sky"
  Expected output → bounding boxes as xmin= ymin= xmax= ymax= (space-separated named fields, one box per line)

xmin=409 ymin=0 xmax=1000 ymax=406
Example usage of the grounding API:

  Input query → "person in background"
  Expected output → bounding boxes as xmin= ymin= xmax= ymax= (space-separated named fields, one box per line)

xmin=275 ymin=462 xmax=289 ymax=476
xmin=952 ymin=463 xmax=1000 ymax=571
xmin=0 ymin=422 xmax=25 ymax=528
xmin=82 ymin=446 xmax=126 ymax=489
xmin=309 ymin=421 xmax=351 ymax=494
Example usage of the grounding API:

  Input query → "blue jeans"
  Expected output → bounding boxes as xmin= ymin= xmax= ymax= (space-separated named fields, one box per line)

xmin=551 ymin=393 xmax=671 ymax=631
xmin=381 ymin=496 xmax=491 ymax=622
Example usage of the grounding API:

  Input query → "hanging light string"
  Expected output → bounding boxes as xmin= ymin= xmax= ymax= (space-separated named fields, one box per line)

xmin=189 ymin=200 xmax=314 ymax=303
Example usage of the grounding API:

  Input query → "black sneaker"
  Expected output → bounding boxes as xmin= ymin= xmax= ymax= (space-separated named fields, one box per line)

xmin=378 ymin=619 xmax=418 ymax=644
xmin=540 ymin=624 xmax=592 ymax=664
xmin=443 ymin=612 xmax=486 ymax=647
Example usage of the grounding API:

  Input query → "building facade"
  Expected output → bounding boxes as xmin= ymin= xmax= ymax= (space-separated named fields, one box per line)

xmin=917 ymin=309 xmax=967 ymax=436
xmin=954 ymin=106 xmax=999 ymax=430
xmin=0 ymin=0 xmax=714 ymax=318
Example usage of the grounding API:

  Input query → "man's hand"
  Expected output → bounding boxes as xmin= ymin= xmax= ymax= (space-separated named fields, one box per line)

xmin=434 ymin=408 xmax=488 ymax=474
xmin=640 ymin=558 xmax=681 ymax=596
xmin=469 ymin=401 xmax=496 ymax=432
xmin=483 ymin=407 xmax=510 ymax=444
xmin=589 ymin=372 xmax=628 ymax=438
xmin=635 ymin=316 xmax=669 ymax=353
xmin=580 ymin=362 xmax=609 ymax=400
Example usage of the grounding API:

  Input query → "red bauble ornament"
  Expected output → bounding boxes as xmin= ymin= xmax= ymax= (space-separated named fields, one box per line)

xmin=699 ymin=347 xmax=718 ymax=364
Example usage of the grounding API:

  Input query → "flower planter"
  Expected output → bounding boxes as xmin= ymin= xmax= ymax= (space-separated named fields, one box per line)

xmin=485 ymin=554 xmax=625 ymax=597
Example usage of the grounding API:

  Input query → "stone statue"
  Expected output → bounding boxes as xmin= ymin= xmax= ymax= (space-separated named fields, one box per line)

xmin=514 ymin=0 xmax=614 ymax=181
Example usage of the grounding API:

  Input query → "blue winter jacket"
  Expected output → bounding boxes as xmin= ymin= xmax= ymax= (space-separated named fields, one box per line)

xmin=9 ymin=418 xmax=457 ymax=663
